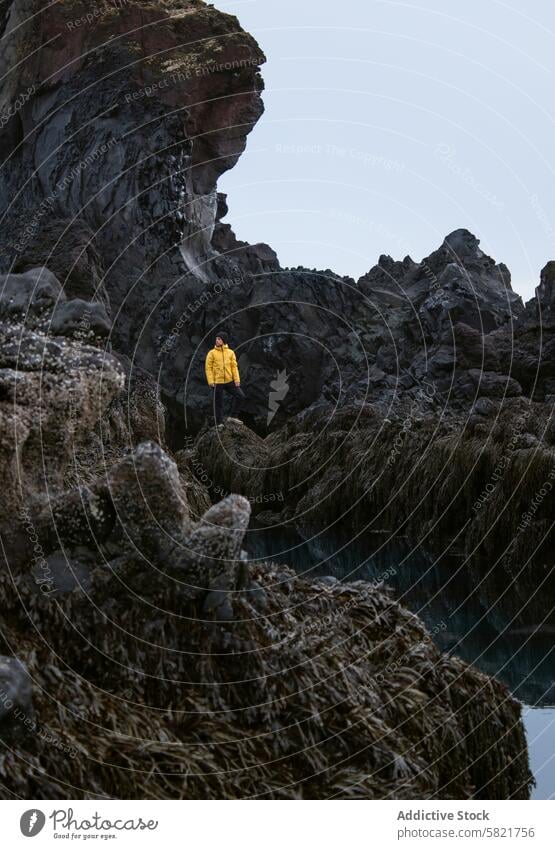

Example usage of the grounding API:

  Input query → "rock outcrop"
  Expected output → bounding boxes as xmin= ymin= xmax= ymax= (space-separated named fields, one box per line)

xmin=0 ymin=267 xmax=124 ymax=520
xmin=0 ymin=0 xmax=547 ymax=801
xmin=1 ymin=3 xmax=552 ymax=439
xmin=0 ymin=500 xmax=534 ymax=799
xmin=192 ymin=406 xmax=554 ymax=610
xmin=0 ymin=225 xmax=536 ymax=803
xmin=0 ymin=289 xmax=533 ymax=796
xmin=0 ymin=0 xmax=265 ymax=352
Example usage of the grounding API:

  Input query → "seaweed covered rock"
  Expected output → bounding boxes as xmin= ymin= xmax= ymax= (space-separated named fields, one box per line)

xmin=21 ymin=438 xmax=249 ymax=608
xmin=0 ymin=267 xmax=173 ymax=577
xmin=191 ymin=403 xmax=555 ymax=594
xmin=187 ymin=494 xmax=251 ymax=618
xmin=192 ymin=419 xmax=269 ymax=499
xmin=0 ymin=285 xmax=536 ymax=801
xmin=0 ymin=360 xmax=535 ymax=800
xmin=173 ymin=449 xmax=214 ymax=520
xmin=0 ymin=548 xmax=533 ymax=799
xmin=106 ymin=441 xmax=192 ymax=557
xmin=0 ymin=0 xmax=544 ymax=804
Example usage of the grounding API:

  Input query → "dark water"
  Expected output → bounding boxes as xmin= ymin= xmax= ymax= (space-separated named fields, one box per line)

xmin=246 ymin=525 xmax=555 ymax=799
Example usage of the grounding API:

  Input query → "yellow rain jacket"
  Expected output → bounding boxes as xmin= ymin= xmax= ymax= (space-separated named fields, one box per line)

xmin=205 ymin=344 xmax=240 ymax=385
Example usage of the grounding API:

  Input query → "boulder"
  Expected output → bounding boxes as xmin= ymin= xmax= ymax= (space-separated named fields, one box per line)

xmin=106 ymin=441 xmax=192 ymax=557
xmin=50 ymin=299 xmax=111 ymax=339
xmin=0 ymin=656 xmax=33 ymax=743
xmin=0 ymin=267 xmax=63 ymax=319
xmin=455 ymin=370 xmax=523 ymax=400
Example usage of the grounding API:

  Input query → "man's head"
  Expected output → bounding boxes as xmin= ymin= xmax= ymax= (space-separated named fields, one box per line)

xmin=215 ymin=333 xmax=228 ymax=348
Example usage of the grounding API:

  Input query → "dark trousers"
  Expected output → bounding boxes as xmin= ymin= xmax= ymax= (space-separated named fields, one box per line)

xmin=213 ymin=382 xmax=245 ymax=425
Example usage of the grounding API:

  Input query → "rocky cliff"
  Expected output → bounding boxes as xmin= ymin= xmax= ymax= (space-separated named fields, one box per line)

xmin=0 ymin=266 xmax=533 ymax=799
xmin=0 ymin=0 xmax=546 ymax=799
xmin=2 ymin=1 xmax=553 ymax=437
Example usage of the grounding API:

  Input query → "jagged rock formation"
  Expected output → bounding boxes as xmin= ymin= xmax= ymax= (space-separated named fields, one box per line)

xmin=0 ymin=0 xmax=549 ymax=800
xmin=0 ymin=267 xmax=124 ymax=520
xmin=0 ymin=272 xmax=533 ymax=798
xmin=0 ymin=216 xmax=535 ymax=802
xmin=0 ymin=0 xmax=265 ymax=357
xmin=1 ymin=2 xmax=553 ymax=439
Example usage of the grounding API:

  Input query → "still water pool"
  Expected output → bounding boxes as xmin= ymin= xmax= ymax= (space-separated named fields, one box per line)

xmin=246 ymin=524 xmax=555 ymax=799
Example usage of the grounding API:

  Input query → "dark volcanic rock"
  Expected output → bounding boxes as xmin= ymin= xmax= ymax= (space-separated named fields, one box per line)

xmin=50 ymin=299 xmax=111 ymax=340
xmin=0 ymin=3 xmax=550 ymax=439
xmin=0 ymin=0 xmax=266 ymax=326
xmin=0 ymin=267 xmax=63 ymax=318
xmin=454 ymin=369 xmax=523 ymax=400
xmin=0 ymin=0 xmax=541 ymax=803
xmin=0 ymin=656 xmax=34 ymax=744
xmin=12 ymin=219 xmax=110 ymax=308
xmin=536 ymin=261 xmax=555 ymax=309
xmin=0 ymin=271 xmax=124 ymax=518
xmin=358 ymin=254 xmax=418 ymax=310
xmin=0 ymin=657 xmax=32 ymax=722
xmin=211 ymin=192 xmax=280 ymax=275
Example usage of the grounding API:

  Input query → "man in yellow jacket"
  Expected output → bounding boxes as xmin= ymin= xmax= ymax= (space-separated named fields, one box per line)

xmin=205 ymin=332 xmax=245 ymax=426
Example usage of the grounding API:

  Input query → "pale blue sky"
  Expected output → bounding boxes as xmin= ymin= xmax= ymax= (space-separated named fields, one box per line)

xmin=218 ymin=0 xmax=555 ymax=300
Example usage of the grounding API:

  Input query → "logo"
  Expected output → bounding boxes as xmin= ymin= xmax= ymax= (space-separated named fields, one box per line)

xmin=20 ymin=809 xmax=46 ymax=837
xmin=267 ymin=369 xmax=289 ymax=426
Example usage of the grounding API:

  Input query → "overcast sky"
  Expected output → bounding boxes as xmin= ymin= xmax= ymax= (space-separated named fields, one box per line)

xmin=218 ymin=0 xmax=555 ymax=300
